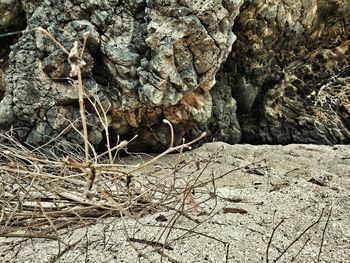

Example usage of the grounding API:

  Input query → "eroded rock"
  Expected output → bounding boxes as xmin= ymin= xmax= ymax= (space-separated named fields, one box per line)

xmin=228 ymin=0 xmax=350 ymax=144
xmin=0 ymin=0 xmax=243 ymax=150
xmin=0 ymin=0 xmax=349 ymax=150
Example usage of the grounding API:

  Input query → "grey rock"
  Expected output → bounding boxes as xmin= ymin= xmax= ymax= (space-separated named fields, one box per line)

xmin=0 ymin=0 xmax=243 ymax=149
xmin=208 ymin=69 xmax=241 ymax=143
xmin=0 ymin=0 xmax=349 ymax=150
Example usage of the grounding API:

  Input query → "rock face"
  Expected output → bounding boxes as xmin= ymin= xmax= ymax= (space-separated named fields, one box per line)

xmin=228 ymin=0 xmax=350 ymax=144
xmin=0 ymin=0 xmax=349 ymax=150
xmin=0 ymin=0 xmax=243 ymax=150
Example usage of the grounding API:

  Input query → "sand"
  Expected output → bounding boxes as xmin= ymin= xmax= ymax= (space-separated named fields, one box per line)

xmin=1 ymin=142 xmax=349 ymax=263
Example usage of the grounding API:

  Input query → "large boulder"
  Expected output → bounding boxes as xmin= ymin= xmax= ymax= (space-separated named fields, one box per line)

xmin=0 ymin=0 xmax=349 ymax=150
xmin=0 ymin=0 xmax=243 ymax=150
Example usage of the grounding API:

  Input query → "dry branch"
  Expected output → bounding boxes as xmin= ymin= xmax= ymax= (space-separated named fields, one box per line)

xmin=0 ymin=27 xmax=248 ymax=262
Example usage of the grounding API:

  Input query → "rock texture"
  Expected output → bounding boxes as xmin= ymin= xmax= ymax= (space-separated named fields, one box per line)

xmin=0 ymin=0 xmax=24 ymax=31
xmin=0 ymin=0 xmax=349 ymax=149
xmin=0 ymin=0 xmax=243 ymax=150
xmin=227 ymin=0 xmax=350 ymax=144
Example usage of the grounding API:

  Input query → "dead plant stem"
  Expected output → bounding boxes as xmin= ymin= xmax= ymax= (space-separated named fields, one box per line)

xmin=77 ymin=66 xmax=89 ymax=163
xmin=317 ymin=207 xmax=332 ymax=263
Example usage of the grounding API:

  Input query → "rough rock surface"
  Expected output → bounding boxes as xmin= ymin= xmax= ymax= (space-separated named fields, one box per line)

xmin=0 ymin=0 xmax=243 ymax=150
xmin=227 ymin=0 xmax=350 ymax=144
xmin=0 ymin=0 xmax=349 ymax=149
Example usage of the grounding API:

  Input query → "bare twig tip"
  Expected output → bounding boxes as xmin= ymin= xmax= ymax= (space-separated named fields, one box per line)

xmin=36 ymin=26 xmax=45 ymax=32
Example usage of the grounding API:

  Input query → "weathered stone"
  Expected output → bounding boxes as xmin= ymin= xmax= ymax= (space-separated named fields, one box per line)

xmin=227 ymin=0 xmax=350 ymax=144
xmin=0 ymin=0 xmax=243 ymax=149
xmin=0 ymin=0 xmax=349 ymax=150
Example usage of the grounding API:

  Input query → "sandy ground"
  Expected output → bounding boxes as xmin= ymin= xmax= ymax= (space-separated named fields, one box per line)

xmin=1 ymin=142 xmax=349 ymax=263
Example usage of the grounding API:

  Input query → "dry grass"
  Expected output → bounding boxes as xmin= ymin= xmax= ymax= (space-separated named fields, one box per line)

xmin=0 ymin=131 xmax=224 ymax=262
xmin=0 ymin=27 xmax=337 ymax=263
xmin=0 ymin=28 xmax=227 ymax=262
